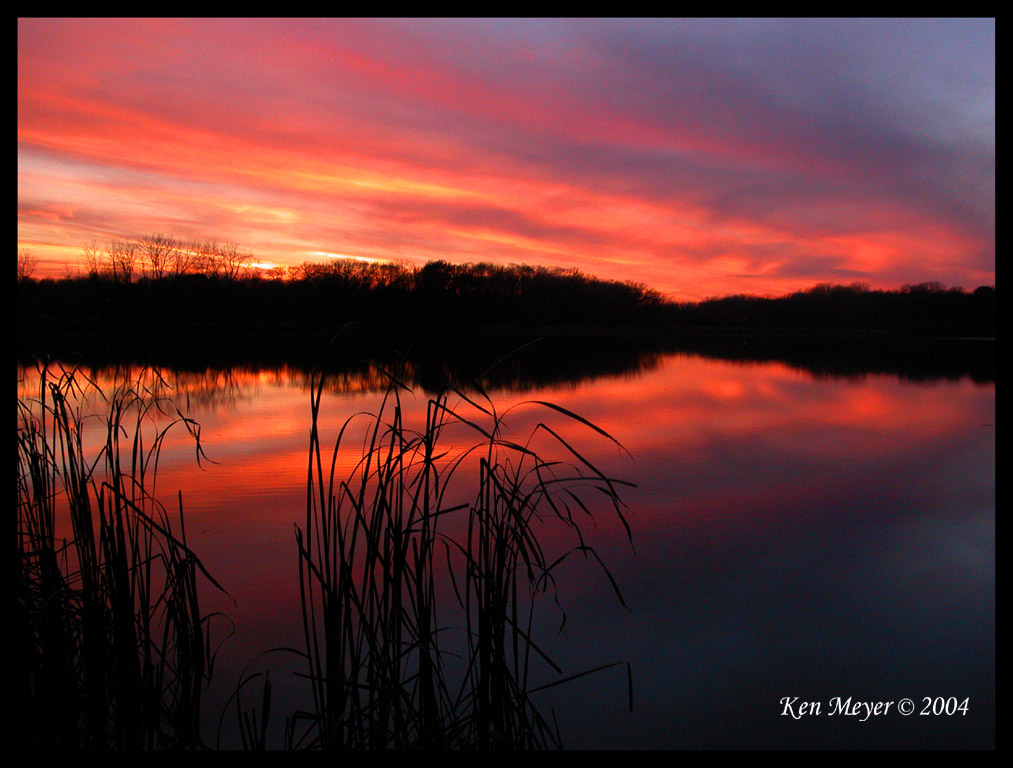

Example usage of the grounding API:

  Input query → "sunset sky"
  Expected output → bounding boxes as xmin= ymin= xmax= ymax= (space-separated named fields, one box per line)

xmin=18 ymin=18 xmax=995 ymax=300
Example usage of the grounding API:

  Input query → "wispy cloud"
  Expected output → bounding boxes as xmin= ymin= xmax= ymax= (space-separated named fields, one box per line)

xmin=18 ymin=18 xmax=994 ymax=298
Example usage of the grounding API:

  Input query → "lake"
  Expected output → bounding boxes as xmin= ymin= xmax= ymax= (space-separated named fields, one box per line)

xmin=17 ymin=335 xmax=994 ymax=749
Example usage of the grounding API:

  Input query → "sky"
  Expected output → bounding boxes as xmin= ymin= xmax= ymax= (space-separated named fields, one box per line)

xmin=18 ymin=18 xmax=995 ymax=300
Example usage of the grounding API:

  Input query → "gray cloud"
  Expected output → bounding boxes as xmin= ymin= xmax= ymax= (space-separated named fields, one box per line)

xmin=19 ymin=18 xmax=995 ymax=290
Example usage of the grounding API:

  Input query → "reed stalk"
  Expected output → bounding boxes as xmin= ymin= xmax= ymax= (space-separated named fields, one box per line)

xmin=17 ymin=361 xmax=226 ymax=749
xmin=294 ymin=361 xmax=634 ymax=749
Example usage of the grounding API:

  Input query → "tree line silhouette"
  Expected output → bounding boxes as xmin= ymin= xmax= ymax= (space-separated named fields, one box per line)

xmin=17 ymin=235 xmax=995 ymax=337
xmin=664 ymin=281 xmax=995 ymax=336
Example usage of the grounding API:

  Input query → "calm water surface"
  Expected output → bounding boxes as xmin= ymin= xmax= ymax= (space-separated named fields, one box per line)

xmin=19 ymin=347 xmax=994 ymax=749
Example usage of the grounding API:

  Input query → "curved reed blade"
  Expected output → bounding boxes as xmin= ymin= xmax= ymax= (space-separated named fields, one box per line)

xmin=293 ymin=352 xmax=635 ymax=750
xmin=18 ymin=362 xmax=224 ymax=749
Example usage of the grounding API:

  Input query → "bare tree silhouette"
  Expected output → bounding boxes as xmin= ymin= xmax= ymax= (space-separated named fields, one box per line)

xmin=17 ymin=248 xmax=38 ymax=281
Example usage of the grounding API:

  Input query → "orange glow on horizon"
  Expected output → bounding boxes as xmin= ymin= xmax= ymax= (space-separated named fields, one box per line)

xmin=18 ymin=19 xmax=994 ymax=301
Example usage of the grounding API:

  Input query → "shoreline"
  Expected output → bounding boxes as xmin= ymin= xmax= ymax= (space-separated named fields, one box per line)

xmin=18 ymin=314 xmax=995 ymax=387
xmin=17 ymin=311 xmax=997 ymax=341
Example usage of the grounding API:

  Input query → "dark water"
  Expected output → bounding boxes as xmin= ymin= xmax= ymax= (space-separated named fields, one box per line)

xmin=18 ymin=337 xmax=994 ymax=749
